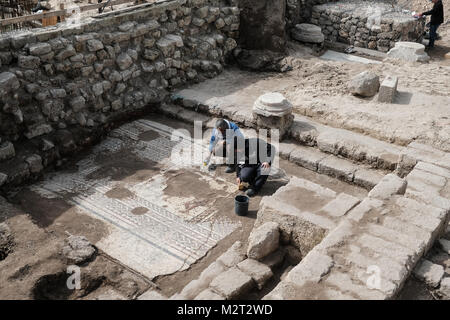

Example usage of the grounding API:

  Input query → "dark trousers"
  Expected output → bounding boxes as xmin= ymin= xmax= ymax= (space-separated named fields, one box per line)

xmin=238 ymin=165 xmax=269 ymax=192
xmin=429 ymin=24 xmax=440 ymax=47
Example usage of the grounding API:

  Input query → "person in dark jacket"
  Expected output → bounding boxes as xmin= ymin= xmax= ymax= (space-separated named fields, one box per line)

xmin=419 ymin=0 xmax=444 ymax=49
xmin=234 ymin=137 xmax=276 ymax=197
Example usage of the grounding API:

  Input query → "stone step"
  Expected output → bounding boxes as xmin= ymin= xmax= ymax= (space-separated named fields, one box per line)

xmin=161 ymin=103 xmax=387 ymax=191
xmin=171 ymin=90 xmax=404 ymax=170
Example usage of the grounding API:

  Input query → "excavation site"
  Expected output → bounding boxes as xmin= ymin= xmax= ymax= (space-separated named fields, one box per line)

xmin=0 ymin=0 xmax=449 ymax=301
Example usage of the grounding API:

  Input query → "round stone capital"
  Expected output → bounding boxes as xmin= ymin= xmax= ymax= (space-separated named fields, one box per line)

xmin=253 ymin=92 xmax=293 ymax=117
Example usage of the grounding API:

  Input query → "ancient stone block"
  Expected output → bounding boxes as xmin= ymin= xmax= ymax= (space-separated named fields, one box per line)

xmin=413 ymin=259 xmax=445 ymax=288
xmin=368 ymin=173 xmax=406 ymax=200
xmin=237 ymin=259 xmax=273 ymax=289
xmin=247 ymin=222 xmax=280 ymax=260
xmin=348 ymin=71 xmax=380 ymax=97
xmin=209 ymin=267 xmax=254 ymax=299
xmin=378 ymin=75 xmax=398 ymax=103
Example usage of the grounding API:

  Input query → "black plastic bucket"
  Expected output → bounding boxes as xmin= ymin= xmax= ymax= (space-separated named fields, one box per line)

xmin=235 ymin=195 xmax=249 ymax=216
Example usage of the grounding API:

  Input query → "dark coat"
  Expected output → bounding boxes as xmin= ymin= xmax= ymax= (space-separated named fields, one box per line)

xmin=424 ymin=0 xmax=444 ymax=25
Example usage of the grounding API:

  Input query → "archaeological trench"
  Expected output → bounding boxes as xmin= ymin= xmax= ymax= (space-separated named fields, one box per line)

xmin=0 ymin=0 xmax=449 ymax=300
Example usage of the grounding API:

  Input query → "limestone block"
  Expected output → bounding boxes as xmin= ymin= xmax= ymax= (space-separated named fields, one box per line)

xmin=348 ymin=71 xmax=380 ymax=97
xmin=387 ymin=42 xmax=430 ymax=62
xmin=378 ymin=75 xmax=398 ymax=103
xmin=217 ymin=241 xmax=246 ymax=267
xmin=413 ymin=259 xmax=444 ymax=288
xmin=247 ymin=222 xmax=280 ymax=260
xmin=286 ymin=250 xmax=333 ymax=285
xmin=318 ymin=156 xmax=358 ymax=182
xmin=209 ymin=267 xmax=254 ymax=299
xmin=237 ymin=259 xmax=273 ymax=289
xmin=138 ymin=290 xmax=167 ymax=300
xmin=368 ymin=173 xmax=407 ymax=200
xmin=320 ymin=193 xmax=360 ymax=217
xmin=289 ymin=146 xmax=327 ymax=172
xmin=354 ymin=169 xmax=384 ymax=190
xmin=194 ymin=289 xmax=225 ymax=300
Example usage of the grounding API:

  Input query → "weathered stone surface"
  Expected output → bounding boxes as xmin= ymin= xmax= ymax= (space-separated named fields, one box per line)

xmin=286 ymin=250 xmax=333 ymax=285
xmin=25 ymin=154 xmax=43 ymax=174
xmin=210 ymin=267 xmax=254 ymax=299
xmin=0 ymin=142 xmax=15 ymax=161
xmin=62 ymin=235 xmax=96 ymax=265
xmin=180 ymin=279 xmax=205 ymax=299
xmin=387 ymin=42 xmax=430 ymax=63
xmin=289 ymin=146 xmax=327 ymax=172
xmin=237 ymin=259 xmax=273 ymax=289
xmin=320 ymin=193 xmax=360 ymax=217
xmin=116 ymin=53 xmax=133 ymax=71
xmin=368 ymin=174 xmax=407 ymax=200
xmin=354 ymin=169 xmax=384 ymax=190
xmin=439 ymin=239 xmax=450 ymax=255
xmin=0 ymin=72 xmax=20 ymax=94
xmin=378 ymin=75 xmax=398 ymax=103
xmin=348 ymin=71 xmax=380 ymax=97
xmin=138 ymin=290 xmax=167 ymax=300
xmin=247 ymin=222 xmax=280 ymax=260
xmin=348 ymin=198 xmax=383 ymax=222
xmin=29 ymin=43 xmax=52 ymax=56
xmin=87 ymin=39 xmax=104 ymax=52
xmin=318 ymin=156 xmax=358 ymax=183
xmin=194 ymin=289 xmax=225 ymax=300
xmin=292 ymin=24 xmax=325 ymax=44
xmin=413 ymin=259 xmax=445 ymax=288
xmin=217 ymin=241 xmax=246 ymax=267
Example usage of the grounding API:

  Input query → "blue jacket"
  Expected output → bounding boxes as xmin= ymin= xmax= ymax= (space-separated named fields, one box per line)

xmin=209 ymin=120 xmax=244 ymax=152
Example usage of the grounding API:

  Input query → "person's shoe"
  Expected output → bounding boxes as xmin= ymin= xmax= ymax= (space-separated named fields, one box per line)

xmin=225 ymin=165 xmax=236 ymax=173
xmin=246 ymin=189 xmax=256 ymax=197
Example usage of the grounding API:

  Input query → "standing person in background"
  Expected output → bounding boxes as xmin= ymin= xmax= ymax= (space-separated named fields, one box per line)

xmin=418 ymin=0 xmax=444 ymax=49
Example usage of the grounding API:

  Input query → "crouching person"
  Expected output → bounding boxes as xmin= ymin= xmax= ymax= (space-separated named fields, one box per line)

xmin=209 ymin=119 xmax=244 ymax=173
xmin=235 ymin=137 xmax=276 ymax=197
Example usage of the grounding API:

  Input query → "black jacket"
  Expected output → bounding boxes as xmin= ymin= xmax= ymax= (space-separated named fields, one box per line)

xmin=424 ymin=0 xmax=444 ymax=25
xmin=235 ymin=138 xmax=275 ymax=176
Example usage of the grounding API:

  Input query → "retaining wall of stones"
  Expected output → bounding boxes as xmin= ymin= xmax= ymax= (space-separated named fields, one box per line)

xmin=310 ymin=1 xmax=425 ymax=52
xmin=0 ymin=0 xmax=239 ymax=191
xmin=286 ymin=0 xmax=338 ymax=29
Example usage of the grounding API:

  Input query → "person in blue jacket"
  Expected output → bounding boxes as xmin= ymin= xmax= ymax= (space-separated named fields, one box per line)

xmin=208 ymin=119 xmax=244 ymax=173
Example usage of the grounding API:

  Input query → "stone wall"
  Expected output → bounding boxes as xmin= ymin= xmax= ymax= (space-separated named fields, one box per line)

xmin=286 ymin=0 xmax=338 ymax=29
xmin=310 ymin=1 xmax=425 ymax=52
xmin=0 ymin=0 xmax=239 ymax=190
